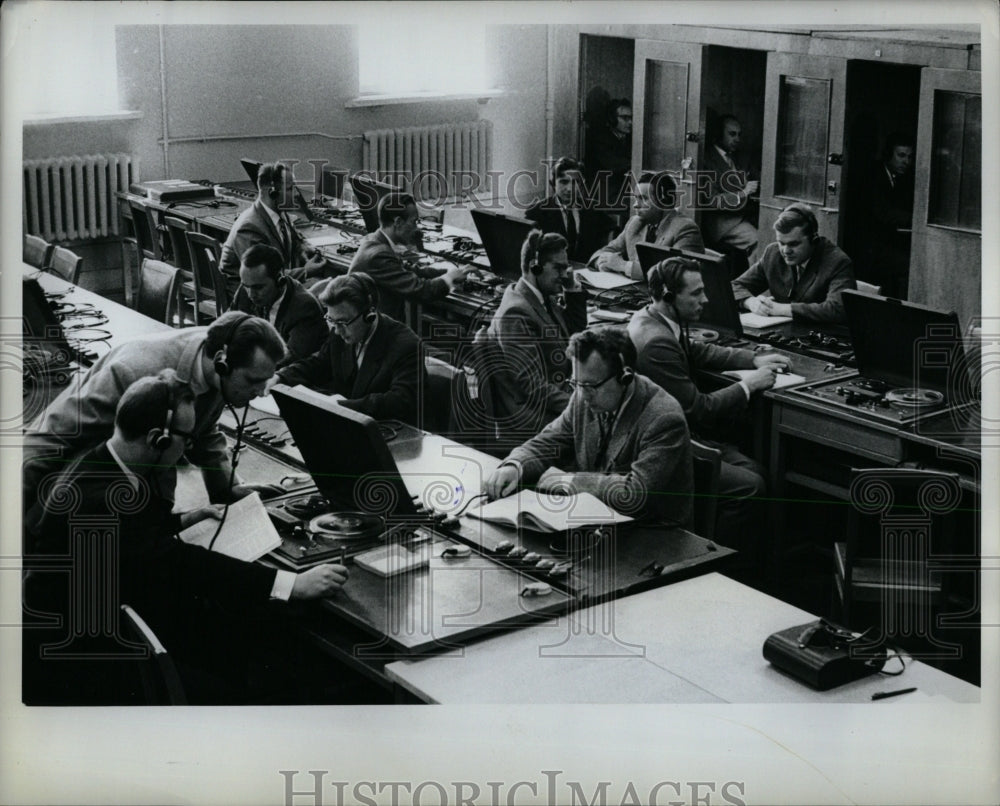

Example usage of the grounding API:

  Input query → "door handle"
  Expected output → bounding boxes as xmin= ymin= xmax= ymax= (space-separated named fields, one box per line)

xmin=686 ymin=131 xmax=702 ymax=143
xmin=828 ymin=153 xmax=843 ymax=166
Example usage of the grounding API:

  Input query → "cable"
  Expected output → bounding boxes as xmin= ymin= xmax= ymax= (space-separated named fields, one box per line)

xmin=207 ymin=404 xmax=249 ymax=552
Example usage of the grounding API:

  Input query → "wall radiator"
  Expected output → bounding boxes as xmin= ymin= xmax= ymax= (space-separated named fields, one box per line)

xmin=23 ymin=153 xmax=136 ymax=242
xmin=362 ymin=121 xmax=492 ymax=201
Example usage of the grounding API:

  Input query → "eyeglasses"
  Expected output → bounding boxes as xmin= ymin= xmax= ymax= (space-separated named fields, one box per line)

xmin=568 ymin=372 xmax=618 ymax=391
xmin=324 ymin=311 xmax=363 ymax=329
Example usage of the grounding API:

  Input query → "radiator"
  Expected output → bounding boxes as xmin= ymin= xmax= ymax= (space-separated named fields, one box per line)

xmin=362 ymin=121 xmax=492 ymax=201
xmin=23 ymin=153 xmax=137 ymax=242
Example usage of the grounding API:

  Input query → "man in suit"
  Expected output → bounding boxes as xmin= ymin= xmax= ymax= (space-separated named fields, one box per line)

xmin=732 ymin=203 xmax=856 ymax=324
xmin=23 ymin=311 xmax=286 ymax=511
xmin=348 ymin=191 xmax=469 ymax=324
xmin=526 ymin=156 xmax=615 ymax=263
xmin=23 ymin=371 xmax=348 ymax=703
xmin=219 ymin=161 xmax=328 ymax=301
xmin=272 ymin=273 xmax=421 ymax=424
xmin=232 ymin=243 xmax=327 ymax=366
xmin=699 ymin=114 xmax=760 ymax=259
xmin=485 ymin=326 xmax=693 ymax=526
xmin=486 ymin=230 xmax=588 ymax=439
xmin=628 ymin=257 xmax=789 ymax=549
xmin=856 ymin=132 xmax=915 ymax=298
xmin=584 ymin=98 xmax=633 ymax=222
xmin=589 ymin=171 xmax=705 ymax=280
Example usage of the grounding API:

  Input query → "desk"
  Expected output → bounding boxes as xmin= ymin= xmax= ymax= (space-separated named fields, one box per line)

xmin=385 ymin=572 xmax=981 ymax=703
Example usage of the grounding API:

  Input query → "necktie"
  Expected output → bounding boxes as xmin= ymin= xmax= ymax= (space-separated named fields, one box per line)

xmin=278 ymin=215 xmax=291 ymax=262
xmin=595 ymin=412 xmax=615 ymax=470
xmin=790 ymin=264 xmax=800 ymax=291
xmin=645 ymin=223 xmax=658 ymax=243
xmin=680 ymin=327 xmax=692 ymax=366
xmin=564 ymin=209 xmax=578 ymax=254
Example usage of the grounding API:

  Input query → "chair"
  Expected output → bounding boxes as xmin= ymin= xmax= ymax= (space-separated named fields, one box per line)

xmin=128 ymin=199 xmax=162 ymax=261
xmin=422 ymin=355 xmax=461 ymax=434
xmin=23 ymin=234 xmax=53 ymax=269
xmin=136 ymin=259 xmax=181 ymax=325
xmin=163 ymin=216 xmax=199 ymax=324
xmin=856 ymin=280 xmax=883 ymax=296
xmin=834 ymin=467 xmax=961 ymax=630
xmin=120 ymin=604 xmax=187 ymax=705
xmin=116 ymin=196 xmax=139 ymax=306
xmin=48 ymin=246 xmax=83 ymax=285
xmin=690 ymin=439 xmax=723 ymax=541
xmin=185 ymin=231 xmax=228 ymax=320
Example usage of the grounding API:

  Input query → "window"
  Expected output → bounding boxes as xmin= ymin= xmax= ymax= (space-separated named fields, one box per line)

xmin=775 ymin=76 xmax=830 ymax=203
xmin=20 ymin=16 xmax=119 ymax=118
xmin=641 ymin=59 xmax=688 ymax=171
xmin=928 ymin=90 xmax=981 ymax=230
xmin=358 ymin=23 xmax=488 ymax=97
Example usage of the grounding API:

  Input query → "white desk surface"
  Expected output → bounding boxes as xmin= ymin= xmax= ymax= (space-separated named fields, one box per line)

xmin=386 ymin=572 xmax=981 ymax=704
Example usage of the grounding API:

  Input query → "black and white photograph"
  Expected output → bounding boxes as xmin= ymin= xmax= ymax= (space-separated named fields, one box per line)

xmin=1 ymin=1 xmax=997 ymax=804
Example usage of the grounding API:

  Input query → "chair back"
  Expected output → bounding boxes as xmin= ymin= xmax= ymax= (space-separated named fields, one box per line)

xmin=163 ymin=216 xmax=194 ymax=272
xmin=136 ymin=259 xmax=180 ymax=324
xmin=690 ymin=439 xmax=723 ymax=541
xmin=49 ymin=246 xmax=83 ymax=284
xmin=128 ymin=199 xmax=162 ymax=260
xmin=186 ymin=231 xmax=228 ymax=316
xmin=24 ymin=234 xmax=53 ymax=269
xmin=120 ymin=604 xmax=187 ymax=705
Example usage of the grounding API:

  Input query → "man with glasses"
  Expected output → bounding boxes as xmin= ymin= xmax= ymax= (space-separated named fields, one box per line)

xmin=484 ymin=326 xmax=693 ymax=526
xmin=271 ymin=272 xmax=421 ymax=424
xmin=487 ymin=230 xmax=588 ymax=440
xmin=24 ymin=370 xmax=349 ymax=703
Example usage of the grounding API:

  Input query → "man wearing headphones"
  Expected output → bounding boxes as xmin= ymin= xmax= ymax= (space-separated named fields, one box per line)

xmin=349 ymin=191 xmax=470 ymax=324
xmin=220 ymin=161 xmax=329 ymax=301
xmin=589 ymin=171 xmax=704 ymax=280
xmin=486 ymin=230 xmax=588 ymax=439
xmin=485 ymin=326 xmax=693 ymax=526
xmin=233 ymin=243 xmax=327 ymax=365
xmin=24 ymin=311 xmax=286 ymax=511
xmin=525 ymin=157 xmax=615 ymax=263
xmin=732 ymin=203 xmax=856 ymax=324
xmin=271 ymin=272 xmax=421 ymax=424
xmin=24 ymin=371 xmax=348 ymax=703
xmin=629 ymin=257 xmax=788 ymax=549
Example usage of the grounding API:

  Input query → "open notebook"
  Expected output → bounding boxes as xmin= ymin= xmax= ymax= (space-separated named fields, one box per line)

xmin=468 ymin=490 xmax=633 ymax=533
xmin=178 ymin=492 xmax=281 ymax=561
xmin=740 ymin=311 xmax=793 ymax=329
xmin=723 ymin=368 xmax=806 ymax=389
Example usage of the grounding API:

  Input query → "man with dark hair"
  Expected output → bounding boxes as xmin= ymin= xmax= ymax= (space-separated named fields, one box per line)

xmin=731 ymin=203 xmax=856 ymax=324
xmin=232 ymin=243 xmax=327 ymax=365
xmin=589 ymin=171 xmax=704 ymax=280
xmin=526 ymin=157 xmax=615 ymax=263
xmin=486 ymin=230 xmax=588 ymax=438
xmin=23 ymin=311 xmax=286 ymax=510
xmin=219 ymin=161 xmax=329 ymax=300
xmin=272 ymin=272 xmax=421 ymax=423
xmin=23 ymin=370 xmax=348 ymax=704
xmin=628 ymin=257 xmax=788 ymax=548
xmin=584 ymin=98 xmax=634 ymax=220
xmin=856 ymin=131 xmax=915 ymax=298
xmin=700 ymin=114 xmax=760 ymax=258
xmin=484 ymin=326 xmax=693 ymax=526
xmin=348 ymin=191 xmax=469 ymax=323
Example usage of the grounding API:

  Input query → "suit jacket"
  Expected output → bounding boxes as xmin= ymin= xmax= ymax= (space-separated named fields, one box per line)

xmin=628 ymin=305 xmax=756 ymax=433
xmin=276 ymin=313 xmax=422 ymax=423
xmin=525 ymin=197 xmax=615 ymax=263
xmin=731 ymin=236 xmax=856 ymax=324
xmin=219 ymin=200 xmax=310 ymax=301
xmin=584 ymin=124 xmax=632 ymax=210
xmin=856 ymin=161 xmax=913 ymax=291
xmin=507 ymin=374 xmax=693 ymax=526
xmin=232 ymin=276 xmax=327 ymax=365
xmin=699 ymin=146 xmax=757 ymax=243
xmin=23 ymin=328 xmax=228 ymax=510
xmin=349 ymin=230 xmax=450 ymax=324
xmin=487 ymin=278 xmax=588 ymax=434
xmin=589 ymin=211 xmax=705 ymax=280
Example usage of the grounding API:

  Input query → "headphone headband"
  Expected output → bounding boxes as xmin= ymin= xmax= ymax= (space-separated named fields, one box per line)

xmin=212 ymin=313 xmax=254 ymax=378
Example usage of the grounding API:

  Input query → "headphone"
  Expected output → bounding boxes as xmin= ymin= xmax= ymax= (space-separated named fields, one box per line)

xmin=778 ymin=203 xmax=819 ymax=239
xmin=345 ymin=272 xmax=379 ymax=323
xmin=650 ymin=258 xmax=696 ymax=304
xmin=617 ymin=353 xmax=634 ymax=386
xmin=524 ymin=231 xmax=567 ymax=276
xmin=212 ymin=313 xmax=253 ymax=377
xmin=149 ymin=406 xmax=174 ymax=451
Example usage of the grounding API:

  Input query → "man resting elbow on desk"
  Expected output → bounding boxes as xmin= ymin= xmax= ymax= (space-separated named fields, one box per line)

xmin=484 ymin=327 xmax=693 ymax=527
xmin=269 ymin=272 xmax=421 ymax=424
xmin=731 ymin=203 xmax=856 ymax=325
xmin=589 ymin=171 xmax=705 ymax=281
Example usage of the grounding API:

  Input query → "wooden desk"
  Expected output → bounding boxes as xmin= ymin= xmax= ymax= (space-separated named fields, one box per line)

xmin=386 ymin=572 xmax=981 ymax=703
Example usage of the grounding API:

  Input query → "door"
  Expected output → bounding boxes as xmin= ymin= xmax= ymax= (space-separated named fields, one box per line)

xmin=910 ymin=68 xmax=981 ymax=329
xmin=633 ymin=39 xmax=705 ymax=203
xmin=759 ymin=53 xmax=847 ymax=242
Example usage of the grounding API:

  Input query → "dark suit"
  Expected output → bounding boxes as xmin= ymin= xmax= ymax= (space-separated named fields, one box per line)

xmin=589 ymin=211 xmax=705 ymax=280
xmin=487 ymin=278 xmax=588 ymax=437
xmin=731 ymin=236 xmax=856 ymax=324
xmin=232 ymin=276 xmax=327 ymax=365
xmin=856 ymin=161 xmax=913 ymax=298
xmin=584 ymin=125 xmax=632 ymax=215
xmin=525 ymin=197 xmax=615 ymax=263
xmin=699 ymin=146 xmax=759 ymax=253
xmin=349 ymin=230 xmax=450 ymax=324
xmin=219 ymin=200 xmax=311 ymax=301
xmin=276 ymin=313 xmax=422 ymax=423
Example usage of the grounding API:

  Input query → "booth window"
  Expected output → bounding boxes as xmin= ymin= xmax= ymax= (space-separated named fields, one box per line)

xmin=928 ymin=90 xmax=981 ymax=230
xmin=774 ymin=76 xmax=830 ymax=204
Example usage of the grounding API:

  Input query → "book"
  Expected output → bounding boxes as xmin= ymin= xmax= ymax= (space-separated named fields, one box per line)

xmin=723 ymin=368 xmax=806 ymax=389
xmin=178 ymin=492 xmax=281 ymax=561
xmin=577 ymin=269 xmax=637 ymax=290
xmin=468 ymin=490 xmax=633 ymax=533
xmin=740 ymin=311 xmax=793 ymax=329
